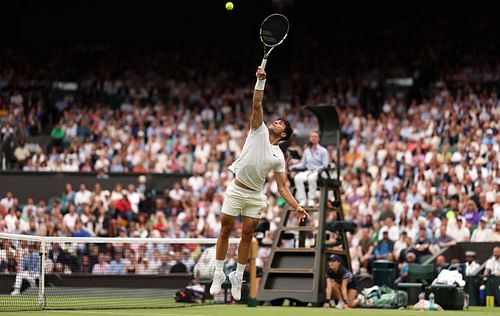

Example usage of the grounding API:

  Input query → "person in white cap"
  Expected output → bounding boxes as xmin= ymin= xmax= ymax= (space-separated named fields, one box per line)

xmin=471 ymin=216 xmax=493 ymax=242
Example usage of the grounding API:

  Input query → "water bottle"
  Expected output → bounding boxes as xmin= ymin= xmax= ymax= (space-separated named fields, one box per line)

xmin=479 ymin=284 xmax=486 ymax=306
xmin=418 ymin=292 xmax=425 ymax=311
xmin=429 ymin=293 xmax=435 ymax=311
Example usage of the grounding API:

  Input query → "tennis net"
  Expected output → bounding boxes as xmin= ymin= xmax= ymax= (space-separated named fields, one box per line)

xmin=0 ymin=232 xmax=240 ymax=311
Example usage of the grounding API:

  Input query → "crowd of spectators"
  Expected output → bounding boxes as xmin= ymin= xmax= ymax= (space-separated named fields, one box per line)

xmin=0 ymin=82 xmax=499 ymax=278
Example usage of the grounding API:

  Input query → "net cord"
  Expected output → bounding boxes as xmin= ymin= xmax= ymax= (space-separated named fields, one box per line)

xmin=0 ymin=232 xmax=241 ymax=244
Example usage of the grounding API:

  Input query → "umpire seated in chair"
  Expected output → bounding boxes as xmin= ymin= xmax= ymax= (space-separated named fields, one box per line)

xmin=289 ymin=131 xmax=329 ymax=208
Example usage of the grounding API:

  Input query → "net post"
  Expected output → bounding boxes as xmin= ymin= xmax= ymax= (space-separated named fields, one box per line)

xmin=38 ymin=239 xmax=46 ymax=309
xmin=247 ymin=237 xmax=258 ymax=307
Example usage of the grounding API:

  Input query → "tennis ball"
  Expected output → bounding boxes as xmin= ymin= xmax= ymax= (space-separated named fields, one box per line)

xmin=225 ymin=2 xmax=234 ymax=10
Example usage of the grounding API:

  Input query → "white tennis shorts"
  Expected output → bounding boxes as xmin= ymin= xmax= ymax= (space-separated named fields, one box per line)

xmin=221 ymin=180 xmax=267 ymax=219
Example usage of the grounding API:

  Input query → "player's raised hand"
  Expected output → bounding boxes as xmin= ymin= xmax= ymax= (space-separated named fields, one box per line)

xmin=256 ymin=67 xmax=266 ymax=80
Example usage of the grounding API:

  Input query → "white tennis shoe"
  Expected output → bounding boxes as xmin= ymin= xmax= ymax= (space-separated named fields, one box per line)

xmin=228 ymin=271 xmax=243 ymax=301
xmin=210 ymin=271 xmax=226 ymax=296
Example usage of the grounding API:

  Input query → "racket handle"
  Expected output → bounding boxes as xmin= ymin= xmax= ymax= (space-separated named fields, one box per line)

xmin=260 ymin=57 xmax=268 ymax=70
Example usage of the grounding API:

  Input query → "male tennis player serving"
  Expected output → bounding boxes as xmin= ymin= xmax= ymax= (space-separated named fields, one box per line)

xmin=210 ymin=66 xmax=309 ymax=301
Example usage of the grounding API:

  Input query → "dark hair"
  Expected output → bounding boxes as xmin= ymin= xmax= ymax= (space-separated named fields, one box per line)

xmin=279 ymin=117 xmax=293 ymax=142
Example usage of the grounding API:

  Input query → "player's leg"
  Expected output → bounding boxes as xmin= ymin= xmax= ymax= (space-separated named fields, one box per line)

xmin=229 ymin=215 xmax=259 ymax=301
xmin=212 ymin=184 xmax=242 ymax=296
xmin=210 ymin=214 xmax=236 ymax=295
xmin=306 ymin=171 xmax=318 ymax=207
xmin=237 ymin=216 xmax=259 ymax=267
xmin=216 ymin=214 xmax=236 ymax=261
xmin=294 ymin=171 xmax=308 ymax=206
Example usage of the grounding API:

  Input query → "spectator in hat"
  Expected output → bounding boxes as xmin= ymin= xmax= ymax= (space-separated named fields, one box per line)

xmin=482 ymin=129 xmax=496 ymax=145
xmin=471 ymin=216 xmax=493 ymax=242
xmin=323 ymin=254 xmax=358 ymax=309
xmin=464 ymin=251 xmax=480 ymax=276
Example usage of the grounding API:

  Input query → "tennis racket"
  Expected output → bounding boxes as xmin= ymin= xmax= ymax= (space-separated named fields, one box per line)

xmin=259 ymin=13 xmax=289 ymax=70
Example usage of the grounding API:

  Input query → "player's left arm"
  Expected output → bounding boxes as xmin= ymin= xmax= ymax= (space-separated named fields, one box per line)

xmin=275 ymin=171 xmax=309 ymax=220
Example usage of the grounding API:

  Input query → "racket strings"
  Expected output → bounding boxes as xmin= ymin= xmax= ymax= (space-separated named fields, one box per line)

xmin=261 ymin=15 xmax=289 ymax=47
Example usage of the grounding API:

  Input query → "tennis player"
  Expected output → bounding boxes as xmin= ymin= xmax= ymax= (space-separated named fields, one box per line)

xmin=210 ymin=66 xmax=309 ymax=301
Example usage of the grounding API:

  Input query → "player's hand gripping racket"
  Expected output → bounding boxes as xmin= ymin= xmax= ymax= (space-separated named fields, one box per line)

xmin=259 ymin=13 xmax=289 ymax=70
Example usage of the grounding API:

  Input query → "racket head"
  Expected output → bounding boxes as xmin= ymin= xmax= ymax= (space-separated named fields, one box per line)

xmin=260 ymin=13 xmax=289 ymax=48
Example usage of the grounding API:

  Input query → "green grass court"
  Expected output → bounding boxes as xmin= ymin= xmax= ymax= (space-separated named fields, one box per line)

xmin=0 ymin=303 xmax=498 ymax=316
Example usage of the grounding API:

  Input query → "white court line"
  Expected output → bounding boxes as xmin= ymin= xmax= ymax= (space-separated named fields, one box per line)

xmin=49 ymin=310 xmax=208 ymax=316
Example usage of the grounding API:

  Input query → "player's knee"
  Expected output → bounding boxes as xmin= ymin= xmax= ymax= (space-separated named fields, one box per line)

xmin=220 ymin=225 xmax=233 ymax=238
xmin=241 ymin=228 xmax=254 ymax=241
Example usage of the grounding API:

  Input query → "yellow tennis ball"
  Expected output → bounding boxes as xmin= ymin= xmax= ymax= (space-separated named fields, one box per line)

xmin=225 ymin=2 xmax=234 ymax=10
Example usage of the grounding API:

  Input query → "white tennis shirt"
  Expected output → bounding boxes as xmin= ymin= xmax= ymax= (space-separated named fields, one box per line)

xmin=228 ymin=123 xmax=286 ymax=191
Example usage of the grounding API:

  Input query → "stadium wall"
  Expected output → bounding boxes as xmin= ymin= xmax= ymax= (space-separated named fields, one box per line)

xmin=0 ymin=172 xmax=188 ymax=202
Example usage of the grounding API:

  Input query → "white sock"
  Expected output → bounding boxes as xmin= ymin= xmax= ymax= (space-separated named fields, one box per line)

xmin=215 ymin=260 xmax=225 ymax=273
xmin=235 ymin=263 xmax=246 ymax=278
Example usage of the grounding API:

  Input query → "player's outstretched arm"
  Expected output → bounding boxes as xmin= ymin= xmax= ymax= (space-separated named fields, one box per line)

xmin=250 ymin=67 xmax=266 ymax=130
xmin=275 ymin=171 xmax=309 ymax=221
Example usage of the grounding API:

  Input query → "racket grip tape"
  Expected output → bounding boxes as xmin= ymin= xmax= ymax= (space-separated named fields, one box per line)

xmin=260 ymin=58 xmax=268 ymax=70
